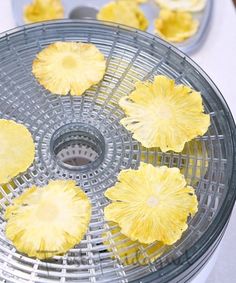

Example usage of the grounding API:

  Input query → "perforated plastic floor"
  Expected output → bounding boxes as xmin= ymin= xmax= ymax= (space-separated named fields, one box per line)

xmin=0 ymin=20 xmax=235 ymax=283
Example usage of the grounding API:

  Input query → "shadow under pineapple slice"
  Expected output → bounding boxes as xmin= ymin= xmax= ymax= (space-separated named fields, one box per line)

xmin=103 ymin=222 xmax=165 ymax=265
xmin=140 ymin=139 xmax=208 ymax=185
xmin=4 ymin=180 xmax=91 ymax=259
xmin=0 ymin=182 xmax=17 ymax=201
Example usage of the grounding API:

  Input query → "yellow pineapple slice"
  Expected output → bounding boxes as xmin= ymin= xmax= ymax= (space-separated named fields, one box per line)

xmin=119 ymin=75 xmax=210 ymax=152
xmin=155 ymin=0 xmax=206 ymax=12
xmin=154 ymin=10 xmax=199 ymax=42
xmin=5 ymin=180 xmax=91 ymax=259
xmin=103 ymin=222 xmax=165 ymax=265
xmin=104 ymin=163 xmax=198 ymax=245
xmin=32 ymin=42 xmax=106 ymax=96
xmin=97 ymin=1 xmax=149 ymax=31
xmin=24 ymin=0 xmax=64 ymax=23
xmin=0 ymin=120 xmax=35 ymax=184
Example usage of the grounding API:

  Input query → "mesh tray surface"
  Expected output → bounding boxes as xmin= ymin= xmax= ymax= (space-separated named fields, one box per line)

xmin=0 ymin=20 xmax=235 ymax=283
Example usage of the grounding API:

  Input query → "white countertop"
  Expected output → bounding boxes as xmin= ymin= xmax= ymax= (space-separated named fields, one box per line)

xmin=0 ymin=1 xmax=235 ymax=282
xmin=191 ymin=2 xmax=236 ymax=282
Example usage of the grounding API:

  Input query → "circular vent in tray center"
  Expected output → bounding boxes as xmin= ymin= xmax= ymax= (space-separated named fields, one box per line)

xmin=51 ymin=123 xmax=105 ymax=170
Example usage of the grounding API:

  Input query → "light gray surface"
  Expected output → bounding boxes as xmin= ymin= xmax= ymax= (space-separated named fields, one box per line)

xmin=192 ymin=1 xmax=236 ymax=281
xmin=207 ymin=207 xmax=236 ymax=283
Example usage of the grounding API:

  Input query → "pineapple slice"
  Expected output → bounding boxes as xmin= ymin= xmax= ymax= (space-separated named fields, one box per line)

xmin=103 ymin=222 xmax=165 ymax=265
xmin=24 ymin=0 xmax=64 ymax=23
xmin=97 ymin=1 xmax=149 ymax=31
xmin=155 ymin=0 xmax=206 ymax=12
xmin=154 ymin=10 xmax=199 ymax=42
xmin=32 ymin=42 xmax=106 ymax=96
xmin=104 ymin=163 xmax=198 ymax=245
xmin=119 ymin=75 xmax=210 ymax=152
xmin=5 ymin=180 xmax=91 ymax=259
xmin=0 ymin=120 xmax=35 ymax=184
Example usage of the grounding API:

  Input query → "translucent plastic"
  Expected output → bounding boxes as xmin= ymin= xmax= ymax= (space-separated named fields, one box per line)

xmin=0 ymin=20 xmax=235 ymax=283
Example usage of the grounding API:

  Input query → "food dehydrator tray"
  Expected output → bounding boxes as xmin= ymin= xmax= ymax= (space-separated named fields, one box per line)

xmin=11 ymin=0 xmax=213 ymax=54
xmin=0 ymin=20 xmax=235 ymax=283
xmin=150 ymin=0 xmax=213 ymax=54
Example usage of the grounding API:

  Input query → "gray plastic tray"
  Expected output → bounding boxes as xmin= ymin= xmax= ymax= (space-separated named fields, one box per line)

xmin=12 ymin=0 xmax=213 ymax=54
xmin=0 ymin=19 xmax=235 ymax=283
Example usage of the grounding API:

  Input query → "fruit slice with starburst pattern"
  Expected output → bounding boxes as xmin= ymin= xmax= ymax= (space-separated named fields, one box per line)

xmin=5 ymin=180 xmax=91 ymax=259
xmin=103 ymin=222 xmax=165 ymax=265
xmin=104 ymin=163 xmax=198 ymax=245
xmin=0 ymin=119 xmax=35 ymax=184
xmin=97 ymin=1 xmax=149 ymax=31
xmin=119 ymin=75 xmax=210 ymax=152
xmin=154 ymin=10 xmax=199 ymax=43
xmin=24 ymin=0 xmax=64 ymax=23
xmin=32 ymin=42 xmax=106 ymax=96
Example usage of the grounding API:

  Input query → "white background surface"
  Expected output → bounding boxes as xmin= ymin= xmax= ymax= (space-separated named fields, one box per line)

xmin=0 ymin=0 xmax=235 ymax=282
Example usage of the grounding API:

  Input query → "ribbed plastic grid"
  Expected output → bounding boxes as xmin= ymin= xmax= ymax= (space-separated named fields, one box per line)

xmin=0 ymin=21 xmax=234 ymax=283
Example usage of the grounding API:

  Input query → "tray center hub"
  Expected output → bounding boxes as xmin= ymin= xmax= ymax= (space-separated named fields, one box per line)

xmin=50 ymin=123 xmax=105 ymax=171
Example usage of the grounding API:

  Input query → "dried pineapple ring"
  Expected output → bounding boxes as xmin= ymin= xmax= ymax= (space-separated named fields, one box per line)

xmin=24 ymin=0 xmax=64 ymax=24
xmin=0 ymin=120 xmax=35 ymax=184
xmin=155 ymin=0 xmax=206 ymax=12
xmin=154 ymin=10 xmax=199 ymax=43
xmin=104 ymin=163 xmax=198 ymax=245
xmin=119 ymin=75 xmax=210 ymax=152
xmin=103 ymin=222 xmax=164 ymax=265
xmin=32 ymin=42 xmax=106 ymax=96
xmin=5 ymin=180 xmax=91 ymax=259
xmin=97 ymin=1 xmax=149 ymax=31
